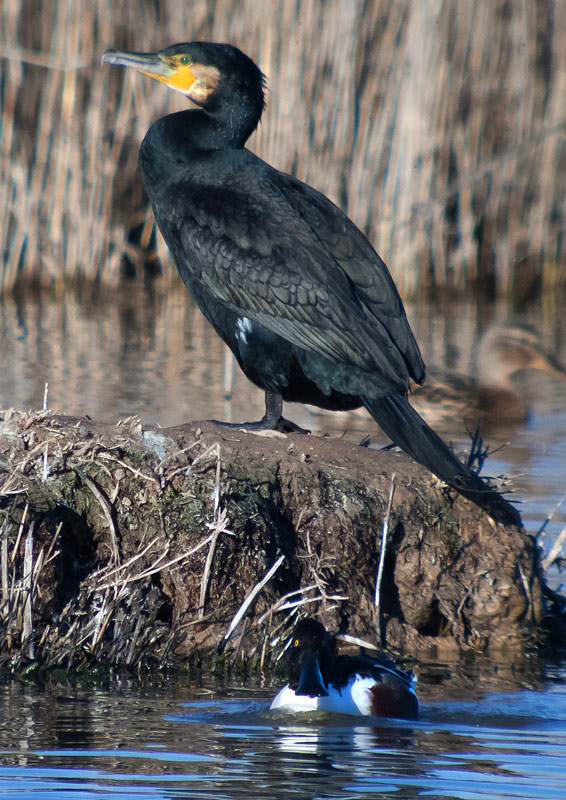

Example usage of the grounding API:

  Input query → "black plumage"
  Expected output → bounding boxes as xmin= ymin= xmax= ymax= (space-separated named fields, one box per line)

xmin=274 ymin=616 xmax=419 ymax=719
xmin=102 ymin=42 xmax=520 ymax=526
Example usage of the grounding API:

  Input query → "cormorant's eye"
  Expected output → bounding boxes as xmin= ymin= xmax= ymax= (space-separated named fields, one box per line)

xmin=179 ymin=55 xmax=190 ymax=66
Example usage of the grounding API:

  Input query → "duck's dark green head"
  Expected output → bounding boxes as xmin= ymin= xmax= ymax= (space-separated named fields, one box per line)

xmin=286 ymin=618 xmax=333 ymax=697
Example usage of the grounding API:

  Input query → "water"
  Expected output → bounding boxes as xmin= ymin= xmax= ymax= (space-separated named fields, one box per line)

xmin=1 ymin=287 xmax=566 ymax=797
xmin=0 ymin=667 xmax=565 ymax=800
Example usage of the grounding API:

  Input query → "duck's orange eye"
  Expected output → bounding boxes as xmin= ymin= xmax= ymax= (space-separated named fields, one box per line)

xmin=293 ymin=639 xmax=299 ymax=647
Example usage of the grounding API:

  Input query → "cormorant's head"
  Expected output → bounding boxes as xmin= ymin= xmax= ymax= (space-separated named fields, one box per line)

xmin=102 ymin=42 xmax=265 ymax=119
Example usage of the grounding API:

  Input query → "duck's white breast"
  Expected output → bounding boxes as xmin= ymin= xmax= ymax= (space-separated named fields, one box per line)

xmin=270 ymin=676 xmax=374 ymax=716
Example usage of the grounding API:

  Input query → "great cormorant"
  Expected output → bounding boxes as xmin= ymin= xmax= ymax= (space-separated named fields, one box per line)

xmin=102 ymin=42 xmax=520 ymax=526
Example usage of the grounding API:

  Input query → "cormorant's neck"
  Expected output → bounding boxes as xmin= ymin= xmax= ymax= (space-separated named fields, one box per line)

xmin=140 ymin=107 xmax=259 ymax=188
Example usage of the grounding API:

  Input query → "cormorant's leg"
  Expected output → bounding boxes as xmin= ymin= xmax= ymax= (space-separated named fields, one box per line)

xmin=261 ymin=390 xmax=283 ymax=427
xmin=208 ymin=391 xmax=310 ymax=433
xmin=261 ymin=391 xmax=311 ymax=432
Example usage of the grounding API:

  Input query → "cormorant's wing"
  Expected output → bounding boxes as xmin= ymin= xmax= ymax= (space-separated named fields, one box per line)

xmin=161 ymin=158 xmax=424 ymax=391
xmin=276 ymin=172 xmax=424 ymax=384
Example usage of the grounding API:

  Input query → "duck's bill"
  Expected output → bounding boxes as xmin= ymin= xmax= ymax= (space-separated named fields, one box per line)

xmin=296 ymin=654 xmax=329 ymax=698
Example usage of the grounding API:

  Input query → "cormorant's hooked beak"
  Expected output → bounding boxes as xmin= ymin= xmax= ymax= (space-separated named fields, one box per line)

xmin=295 ymin=653 xmax=329 ymax=698
xmin=102 ymin=49 xmax=175 ymax=80
xmin=102 ymin=48 xmax=220 ymax=106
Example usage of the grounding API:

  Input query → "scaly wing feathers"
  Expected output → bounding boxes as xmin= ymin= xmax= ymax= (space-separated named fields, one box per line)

xmin=161 ymin=161 xmax=424 ymax=392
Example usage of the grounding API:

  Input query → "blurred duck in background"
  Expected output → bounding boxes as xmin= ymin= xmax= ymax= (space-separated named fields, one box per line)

xmin=307 ymin=324 xmax=566 ymax=435
xmin=411 ymin=324 xmax=566 ymax=431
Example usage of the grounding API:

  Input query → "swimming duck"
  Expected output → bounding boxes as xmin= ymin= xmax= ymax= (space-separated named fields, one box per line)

xmin=307 ymin=324 xmax=566 ymax=433
xmin=411 ymin=324 xmax=566 ymax=429
xmin=270 ymin=618 xmax=419 ymax=720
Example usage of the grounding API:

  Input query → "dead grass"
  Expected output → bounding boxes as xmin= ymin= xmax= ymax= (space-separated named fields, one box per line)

xmin=1 ymin=0 xmax=565 ymax=296
xmin=0 ymin=408 xmax=349 ymax=672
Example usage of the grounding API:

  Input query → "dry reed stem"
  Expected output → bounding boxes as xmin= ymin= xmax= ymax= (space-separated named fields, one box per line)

xmin=221 ymin=554 xmax=286 ymax=647
xmin=93 ymin=531 xmax=218 ymax=592
xmin=72 ymin=467 xmax=119 ymax=564
xmin=22 ymin=524 xmax=34 ymax=658
xmin=277 ymin=594 xmax=347 ymax=615
xmin=97 ymin=452 xmax=158 ymax=484
xmin=374 ymin=474 xmax=396 ymax=645
xmin=542 ymin=527 xmax=566 ymax=572
xmin=536 ymin=494 xmax=566 ymax=540
xmin=10 ymin=502 xmax=28 ymax=564
xmin=0 ymin=512 xmax=60 ymax=665
xmin=1 ymin=518 xmax=9 ymax=606
xmin=517 ymin=562 xmax=534 ymax=622
xmin=256 ymin=585 xmax=318 ymax=626
xmin=303 ymin=530 xmax=327 ymax=600
xmin=198 ymin=443 xmax=223 ymax=617
xmin=199 ymin=507 xmax=235 ymax=618
xmin=95 ymin=535 xmax=162 ymax=584
xmin=1 ymin=0 xmax=565 ymax=294
xmin=335 ymin=632 xmax=379 ymax=652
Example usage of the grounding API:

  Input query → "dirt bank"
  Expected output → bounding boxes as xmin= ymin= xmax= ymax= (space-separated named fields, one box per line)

xmin=0 ymin=408 xmax=553 ymax=672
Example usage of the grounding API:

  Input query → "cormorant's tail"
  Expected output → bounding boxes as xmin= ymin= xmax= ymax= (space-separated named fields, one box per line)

xmin=362 ymin=394 xmax=521 ymax=527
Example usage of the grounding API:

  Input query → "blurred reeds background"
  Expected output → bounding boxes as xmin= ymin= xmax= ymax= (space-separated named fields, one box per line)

xmin=1 ymin=0 xmax=566 ymax=298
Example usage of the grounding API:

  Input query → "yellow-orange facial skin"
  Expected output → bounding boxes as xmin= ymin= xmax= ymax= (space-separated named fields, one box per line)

xmin=139 ymin=55 xmax=195 ymax=92
xmin=142 ymin=54 xmax=220 ymax=105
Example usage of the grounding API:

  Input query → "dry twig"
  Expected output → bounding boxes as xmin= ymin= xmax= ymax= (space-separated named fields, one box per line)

xmin=375 ymin=475 xmax=396 ymax=645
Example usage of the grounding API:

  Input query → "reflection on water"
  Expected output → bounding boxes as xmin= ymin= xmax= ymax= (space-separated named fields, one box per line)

xmin=1 ymin=279 xmax=566 ymax=798
xmin=0 ymin=669 xmax=565 ymax=799
xmin=1 ymin=284 xmax=565 ymax=430
xmin=0 ymin=284 xmax=247 ymax=428
xmin=1 ymin=284 xmax=565 ymax=589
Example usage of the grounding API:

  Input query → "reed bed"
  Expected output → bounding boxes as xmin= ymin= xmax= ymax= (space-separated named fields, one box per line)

xmin=1 ymin=0 xmax=565 ymax=296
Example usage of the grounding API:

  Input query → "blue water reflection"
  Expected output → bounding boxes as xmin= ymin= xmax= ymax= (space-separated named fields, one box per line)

xmin=1 ymin=291 xmax=566 ymax=798
xmin=1 ymin=675 xmax=562 ymax=798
